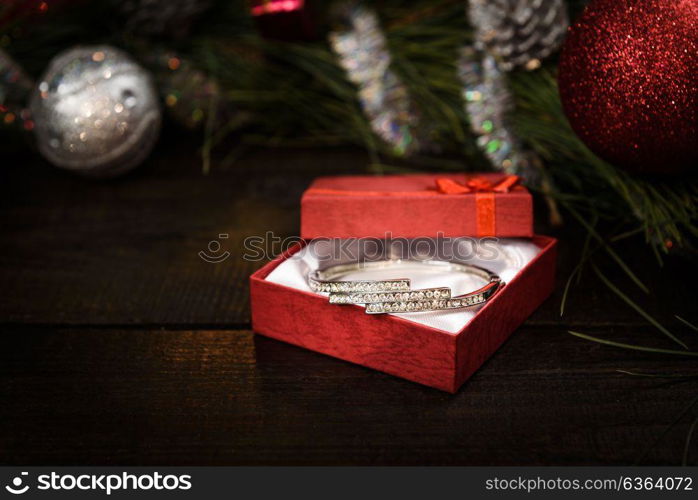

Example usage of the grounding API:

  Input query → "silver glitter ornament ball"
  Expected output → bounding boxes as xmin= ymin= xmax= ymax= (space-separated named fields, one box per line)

xmin=30 ymin=46 xmax=162 ymax=177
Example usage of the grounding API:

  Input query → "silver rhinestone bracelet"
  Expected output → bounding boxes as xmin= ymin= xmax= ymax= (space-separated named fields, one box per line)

xmin=308 ymin=259 xmax=503 ymax=315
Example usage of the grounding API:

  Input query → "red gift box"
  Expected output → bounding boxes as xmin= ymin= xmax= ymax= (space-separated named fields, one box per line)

xmin=250 ymin=236 xmax=556 ymax=393
xmin=301 ymin=173 xmax=533 ymax=239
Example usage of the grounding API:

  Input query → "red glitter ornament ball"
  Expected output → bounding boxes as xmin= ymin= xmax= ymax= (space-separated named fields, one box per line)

xmin=558 ymin=0 xmax=698 ymax=175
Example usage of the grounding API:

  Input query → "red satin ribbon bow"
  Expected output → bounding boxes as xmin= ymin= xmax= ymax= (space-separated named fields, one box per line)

xmin=435 ymin=175 xmax=520 ymax=237
xmin=435 ymin=175 xmax=520 ymax=195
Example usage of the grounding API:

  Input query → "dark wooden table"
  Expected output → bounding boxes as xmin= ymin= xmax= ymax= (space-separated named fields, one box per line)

xmin=1 ymin=138 xmax=697 ymax=465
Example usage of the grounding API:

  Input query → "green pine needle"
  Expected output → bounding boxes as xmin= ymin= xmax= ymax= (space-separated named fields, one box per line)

xmin=568 ymin=331 xmax=697 ymax=357
xmin=591 ymin=264 xmax=688 ymax=350
xmin=567 ymin=206 xmax=649 ymax=294
xmin=676 ymin=316 xmax=698 ymax=333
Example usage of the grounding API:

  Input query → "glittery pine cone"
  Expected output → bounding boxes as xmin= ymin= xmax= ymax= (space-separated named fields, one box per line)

xmin=468 ymin=0 xmax=569 ymax=71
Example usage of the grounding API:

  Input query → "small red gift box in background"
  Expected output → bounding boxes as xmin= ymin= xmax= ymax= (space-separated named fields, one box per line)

xmin=301 ymin=173 xmax=533 ymax=239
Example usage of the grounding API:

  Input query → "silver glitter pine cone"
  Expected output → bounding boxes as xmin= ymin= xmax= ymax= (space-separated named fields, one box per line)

xmin=468 ymin=0 xmax=569 ymax=71
xmin=30 ymin=45 xmax=162 ymax=178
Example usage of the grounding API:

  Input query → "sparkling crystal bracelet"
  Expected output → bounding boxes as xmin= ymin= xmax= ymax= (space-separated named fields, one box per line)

xmin=308 ymin=259 xmax=503 ymax=315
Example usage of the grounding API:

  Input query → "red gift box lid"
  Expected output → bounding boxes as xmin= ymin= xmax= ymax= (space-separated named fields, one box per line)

xmin=301 ymin=173 xmax=533 ymax=239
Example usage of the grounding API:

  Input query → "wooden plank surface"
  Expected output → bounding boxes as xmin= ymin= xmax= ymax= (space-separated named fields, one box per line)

xmin=1 ymin=326 xmax=696 ymax=465
xmin=0 ymin=138 xmax=696 ymax=465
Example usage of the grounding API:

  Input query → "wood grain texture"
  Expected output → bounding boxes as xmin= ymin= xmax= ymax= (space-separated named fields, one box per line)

xmin=0 ymin=326 xmax=696 ymax=465
xmin=0 ymin=142 xmax=362 ymax=326
xmin=0 ymin=138 xmax=696 ymax=465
